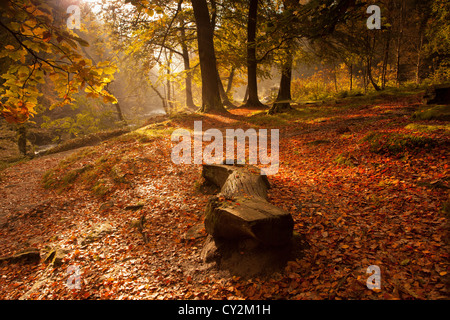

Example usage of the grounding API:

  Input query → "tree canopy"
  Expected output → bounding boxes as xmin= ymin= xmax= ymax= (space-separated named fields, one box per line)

xmin=0 ymin=0 xmax=449 ymax=122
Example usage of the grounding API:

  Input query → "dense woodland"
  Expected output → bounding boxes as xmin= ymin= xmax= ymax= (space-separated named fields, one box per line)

xmin=0 ymin=0 xmax=449 ymax=301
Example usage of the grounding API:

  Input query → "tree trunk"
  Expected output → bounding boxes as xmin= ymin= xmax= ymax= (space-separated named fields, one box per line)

xmin=396 ymin=0 xmax=405 ymax=86
xmin=191 ymin=0 xmax=226 ymax=113
xmin=103 ymin=83 xmax=125 ymax=124
xmin=243 ymin=0 xmax=265 ymax=108
xmin=365 ymin=32 xmax=380 ymax=92
xmin=349 ymin=63 xmax=353 ymax=91
xmin=166 ymin=50 xmax=174 ymax=113
xmin=416 ymin=32 xmax=423 ymax=85
xmin=362 ymin=60 xmax=367 ymax=94
xmin=381 ymin=31 xmax=391 ymax=90
xmin=17 ymin=124 xmax=27 ymax=155
xmin=180 ymin=21 xmax=197 ymax=110
xmin=367 ymin=58 xmax=381 ymax=91
xmin=243 ymin=85 xmax=249 ymax=103
xmin=217 ymin=71 xmax=236 ymax=108
xmin=114 ymin=103 xmax=125 ymax=123
xmin=333 ymin=62 xmax=338 ymax=92
xmin=226 ymin=67 xmax=235 ymax=95
xmin=150 ymin=84 xmax=168 ymax=115
xmin=269 ymin=45 xmax=293 ymax=115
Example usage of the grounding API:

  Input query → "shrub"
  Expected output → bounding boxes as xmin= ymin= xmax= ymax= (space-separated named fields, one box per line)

xmin=335 ymin=152 xmax=357 ymax=167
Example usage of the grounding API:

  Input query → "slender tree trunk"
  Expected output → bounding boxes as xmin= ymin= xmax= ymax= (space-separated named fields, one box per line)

xmin=217 ymin=71 xmax=235 ymax=108
xmin=17 ymin=124 xmax=27 ymax=155
xmin=381 ymin=31 xmax=391 ymax=90
xmin=165 ymin=50 xmax=173 ymax=113
xmin=209 ymin=0 xmax=233 ymax=108
xmin=333 ymin=62 xmax=338 ymax=92
xmin=114 ymin=103 xmax=125 ymax=123
xmin=243 ymin=0 xmax=264 ymax=108
xmin=396 ymin=0 xmax=405 ymax=86
xmin=269 ymin=44 xmax=293 ymax=115
xmin=367 ymin=34 xmax=381 ymax=91
xmin=243 ymin=85 xmax=249 ymax=103
xmin=416 ymin=32 xmax=423 ymax=84
xmin=226 ymin=67 xmax=235 ymax=95
xmin=367 ymin=58 xmax=381 ymax=91
xmin=180 ymin=21 xmax=196 ymax=110
xmin=113 ymin=97 xmax=125 ymax=123
xmin=349 ymin=64 xmax=353 ymax=91
xmin=150 ymin=84 xmax=168 ymax=115
xmin=105 ymin=83 xmax=125 ymax=123
xmin=191 ymin=0 xmax=226 ymax=113
xmin=362 ymin=60 xmax=367 ymax=94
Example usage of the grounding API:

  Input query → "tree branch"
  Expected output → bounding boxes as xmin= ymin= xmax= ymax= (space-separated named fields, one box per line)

xmin=0 ymin=20 xmax=68 ymax=74
xmin=155 ymin=0 xmax=183 ymax=63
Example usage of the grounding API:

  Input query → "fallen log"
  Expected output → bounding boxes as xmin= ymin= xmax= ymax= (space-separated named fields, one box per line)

xmin=202 ymin=164 xmax=293 ymax=246
xmin=0 ymin=248 xmax=41 ymax=264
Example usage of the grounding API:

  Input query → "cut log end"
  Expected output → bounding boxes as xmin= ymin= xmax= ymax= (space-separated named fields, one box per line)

xmin=205 ymin=197 xmax=294 ymax=246
xmin=202 ymin=164 xmax=294 ymax=246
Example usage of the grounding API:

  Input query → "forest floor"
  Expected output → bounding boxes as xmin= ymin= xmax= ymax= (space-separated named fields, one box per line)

xmin=0 ymin=91 xmax=449 ymax=300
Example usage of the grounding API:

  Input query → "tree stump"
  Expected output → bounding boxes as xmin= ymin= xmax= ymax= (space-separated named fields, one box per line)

xmin=424 ymin=84 xmax=450 ymax=105
xmin=202 ymin=164 xmax=294 ymax=246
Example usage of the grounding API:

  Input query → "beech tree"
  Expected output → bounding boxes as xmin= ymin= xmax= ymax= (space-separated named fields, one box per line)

xmin=268 ymin=0 xmax=358 ymax=114
xmin=242 ymin=0 xmax=265 ymax=108
xmin=190 ymin=0 xmax=226 ymax=113
xmin=0 ymin=0 xmax=117 ymax=123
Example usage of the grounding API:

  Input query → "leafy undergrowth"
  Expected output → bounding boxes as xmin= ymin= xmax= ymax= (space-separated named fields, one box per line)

xmin=0 ymin=93 xmax=449 ymax=300
xmin=361 ymin=131 xmax=437 ymax=155
xmin=42 ymin=127 xmax=131 ymax=156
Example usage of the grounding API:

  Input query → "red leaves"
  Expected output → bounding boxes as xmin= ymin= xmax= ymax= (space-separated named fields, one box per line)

xmin=1 ymin=96 xmax=448 ymax=300
xmin=42 ymin=31 xmax=51 ymax=42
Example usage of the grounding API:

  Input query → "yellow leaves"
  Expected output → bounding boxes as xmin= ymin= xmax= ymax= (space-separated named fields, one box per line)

xmin=97 ymin=61 xmax=111 ymax=68
xmin=377 ymin=177 xmax=402 ymax=187
xmin=49 ymin=72 xmax=61 ymax=82
xmin=18 ymin=65 xmax=29 ymax=77
xmin=4 ymin=45 xmax=15 ymax=51
xmin=103 ymin=66 xmax=116 ymax=75
xmin=85 ymin=92 xmax=98 ymax=99
xmin=400 ymin=259 xmax=410 ymax=266
xmin=102 ymin=94 xmax=118 ymax=104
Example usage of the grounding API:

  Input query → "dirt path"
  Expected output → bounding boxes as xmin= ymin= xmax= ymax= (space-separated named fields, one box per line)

xmin=0 ymin=149 xmax=83 ymax=228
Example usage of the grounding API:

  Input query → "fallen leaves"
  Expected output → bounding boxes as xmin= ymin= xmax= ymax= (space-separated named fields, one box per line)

xmin=1 ymin=94 xmax=449 ymax=300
